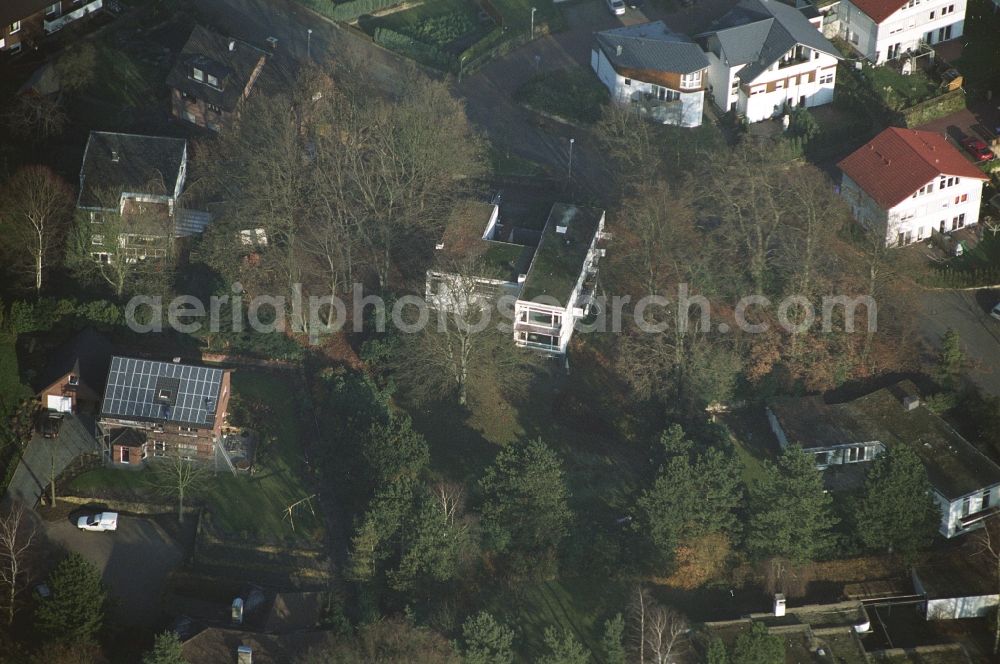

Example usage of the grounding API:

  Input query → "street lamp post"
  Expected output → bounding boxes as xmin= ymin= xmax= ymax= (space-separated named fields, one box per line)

xmin=307 ymin=28 xmax=313 ymax=60
xmin=531 ymin=6 xmax=537 ymax=39
xmin=459 ymin=54 xmax=467 ymax=82
xmin=567 ymin=137 xmax=575 ymax=180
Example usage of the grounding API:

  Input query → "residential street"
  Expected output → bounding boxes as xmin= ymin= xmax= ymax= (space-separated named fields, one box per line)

xmin=919 ymin=288 xmax=1000 ymax=397
xmin=44 ymin=514 xmax=182 ymax=627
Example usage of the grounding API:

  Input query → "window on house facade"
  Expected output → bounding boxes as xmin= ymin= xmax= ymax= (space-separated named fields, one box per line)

xmin=10 ymin=21 xmax=21 ymax=33
xmin=624 ymin=78 xmax=631 ymax=86
xmin=206 ymin=73 xmax=220 ymax=88
xmin=46 ymin=3 xmax=61 ymax=17
xmin=960 ymin=193 xmax=968 ymax=202
xmin=962 ymin=496 xmax=971 ymax=516
xmin=193 ymin=67 xmax=204 ymax=81
xmin=819 ymin=73 xmax=834 ymax=84
xmin=983 ymin=490 xmax=992 ymax=510
xmin=91 ymin=234 xmax=104 ymax=246
xmin=680 ymin=71 xmax=701 ymax=89
xmin=207 ymin=103 xmax=223 ymax=114
xmin=750 ymin=86 xmax=764 ymax=95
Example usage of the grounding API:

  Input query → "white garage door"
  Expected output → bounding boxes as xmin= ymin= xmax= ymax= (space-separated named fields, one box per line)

xmin=46 ymin=395 xmax=72 ymax=413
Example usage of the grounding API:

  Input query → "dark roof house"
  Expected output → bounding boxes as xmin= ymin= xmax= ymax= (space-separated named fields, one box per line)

xmin=77 ymin=132 xmax=188 ymax=210
xmin=167 ymin=25 xmax=267 ymax=131
xmin=100 ymin=356 xmax=226 ymax=429
xmin=29 ymin=328 xmax=113 ymax=397
xmin=698 ymin=0 xmax=839 ymax=81
xmin=594 ymin=21 xmax=709 ymax=75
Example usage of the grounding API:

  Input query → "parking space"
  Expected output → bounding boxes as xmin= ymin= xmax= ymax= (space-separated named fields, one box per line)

xmin=44 ymin=514 xmax=182 ymax=627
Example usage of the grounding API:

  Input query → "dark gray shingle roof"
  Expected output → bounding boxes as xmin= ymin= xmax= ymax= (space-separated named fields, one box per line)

xmin=595 ymin=21 xmax=709 ymax=75
xmin=166 ymin=25 xmax=267 ymax=112
xmin=699 ymin=0 xmax=839 ymax=83
xmin=78 ymin=132 xmax=187 ymax=209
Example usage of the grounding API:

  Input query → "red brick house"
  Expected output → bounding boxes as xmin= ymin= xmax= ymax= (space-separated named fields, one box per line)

xmin=30 ymin=328 xmax=112 ymax=415
xmin=98 ymin=356 xmax=233 ymax=469
xmin=1 ymin=0 xmax=104 ymax=54
xmin=166 ymin=25 xmax=267 ymax=132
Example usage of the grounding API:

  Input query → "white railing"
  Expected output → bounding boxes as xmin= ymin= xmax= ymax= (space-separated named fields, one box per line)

xmin=44 ymin=0 xmax=103 ymax=34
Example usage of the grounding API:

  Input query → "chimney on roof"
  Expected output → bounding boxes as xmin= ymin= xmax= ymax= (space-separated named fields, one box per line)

xmin=903 ymin=395 xmax=920 ymax=411
xmin=774 ymin=594 xmax=786 ymax=617
xmin=111 ymin=151 xmax=120 ymax=163
xmin=229 ymin=39 xmax=236 ymax=51
xmin=616 ymin=44 xmax=623 ymax=56
xmin=237 ymin=645 xmax=253 ymax=664
xmin=172 ymin=357 xmax=182 ymax=363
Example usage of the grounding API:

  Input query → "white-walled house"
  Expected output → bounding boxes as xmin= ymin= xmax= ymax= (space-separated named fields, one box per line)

xmin=837 ymin=0 xmax=965 ymax=63
xmin=427 ymin=200 xmax=606 ymax=356
xmin=838 ymin=127 xmax=988 ymax=247
xmin=697 ymin=0 xmax=841 ymax=122
xmin=590 ymin=21 xmax=709 ymax=127
xmin=768 ymin=381 xmax=1000 ymax=539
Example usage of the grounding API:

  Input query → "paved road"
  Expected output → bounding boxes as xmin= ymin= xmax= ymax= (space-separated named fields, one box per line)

xmin=5 ymin=416 xmax=100 ymax=508
xmin=45 ymin=515 xmax=182 ymax=627
xmin=919 ymin=288 xmax=1000 ymax=396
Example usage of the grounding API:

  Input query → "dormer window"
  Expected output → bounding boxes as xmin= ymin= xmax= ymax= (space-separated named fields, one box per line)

xmin=206 ymin=73 xmax=220 ymax=88
xmin=68 ymin=375 xmax=79 ymax=386
xmin=158 ymin=388 xmax=171 ymax=400
xmin=193 ymin=67 xmax=204 ymax=82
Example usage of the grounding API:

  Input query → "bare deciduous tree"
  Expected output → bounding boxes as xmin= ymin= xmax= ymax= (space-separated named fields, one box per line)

xmin=148 ymin=452 xmax=211 ymax=524
xmin=976 ymin=518 xmax=1000 ymax=655
xmin=0 ymin=165 xmax=74 ymax=292
xmin=644 ymin=604 xmax=688 ymax=664
xmin=431 ymin=481 xmax=465 ymax=525
xmin=0 ymin=503 xmax=37 ymax=626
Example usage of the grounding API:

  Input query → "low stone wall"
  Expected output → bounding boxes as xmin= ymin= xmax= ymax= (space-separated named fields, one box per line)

xmin=56 ymin=494 xmax=195 ymax=516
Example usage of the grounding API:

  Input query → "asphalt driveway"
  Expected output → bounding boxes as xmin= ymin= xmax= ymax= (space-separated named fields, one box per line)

xmin=5 ymin=416 xmax=100 ymax=508
xmin=919 ymin=288 xmax=1000 ymax=396
xmin=45 ymin=514 xmax=182 ymax=627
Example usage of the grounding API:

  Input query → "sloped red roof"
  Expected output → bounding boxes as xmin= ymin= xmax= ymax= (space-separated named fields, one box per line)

xmin=848 ymin=0 xmax=907 ymax=23
xmin=837 ymin=127 xmax=988 ymax=209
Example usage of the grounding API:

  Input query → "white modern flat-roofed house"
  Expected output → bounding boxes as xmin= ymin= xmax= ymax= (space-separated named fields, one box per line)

xmin=768 ymin=381 xmax=1000 ymax=539
xmin=427 ymin=200 xmax=606 ymax=356
xmin=590 ymin=21 xmax=710 ymax=127
xmin=697 ymin=0 xmax=841 ymax=122
xmin=838 ymin=127 xmax=988 ymax=247
xmin=837 ymin=0 xmax=965 ymax=63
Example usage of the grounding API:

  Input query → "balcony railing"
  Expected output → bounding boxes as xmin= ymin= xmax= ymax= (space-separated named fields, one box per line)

xmin=778 ymin=52 xmax=812 ymax=69
xmin=44 ymin=0 xmax=103 ymax=34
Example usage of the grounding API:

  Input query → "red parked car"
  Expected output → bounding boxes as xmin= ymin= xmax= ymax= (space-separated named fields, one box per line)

xmin=960 ymin=136 xmax=996 ymax=162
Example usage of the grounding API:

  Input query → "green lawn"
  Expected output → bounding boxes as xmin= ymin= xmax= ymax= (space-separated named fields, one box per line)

xmin=860 ymin=63 xmax=939 ymax=110
xmin=69 ymin=371 xmax=321 ymax=543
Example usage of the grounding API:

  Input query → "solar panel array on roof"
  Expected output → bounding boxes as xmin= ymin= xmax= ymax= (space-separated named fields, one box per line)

xmin=101 ymin=356 xmax=223 ymax=428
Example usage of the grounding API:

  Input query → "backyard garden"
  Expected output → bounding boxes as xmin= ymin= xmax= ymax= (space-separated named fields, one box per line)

xmin=67 ymin=371 xmax=324 ymax=545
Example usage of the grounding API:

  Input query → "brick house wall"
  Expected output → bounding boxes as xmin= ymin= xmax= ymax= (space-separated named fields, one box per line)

xmin=2 ymin=0 xmax=100 ymax=53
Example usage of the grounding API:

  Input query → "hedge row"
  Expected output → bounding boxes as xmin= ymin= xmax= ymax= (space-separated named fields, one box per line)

xmin=374 ymin=27 xmax=454 ymax=72
xmin=925 ymin=265 xmax=1000 ymax=289
xmin=4 ymin=298 xmax=123 ymax=334
xmin=331 ymin=0 xmax=401 ymax=21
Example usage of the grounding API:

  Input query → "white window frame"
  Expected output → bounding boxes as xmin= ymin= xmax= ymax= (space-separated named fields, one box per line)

xmin=10 ymin=20 xmax=21 ymax=34
xmin=46 ymin=2 xmax=61 ymax=17
xmin=206 ymin=73 xmax=219 ymax=88
xmin=192 ymin=67 xmax=204 ymax=82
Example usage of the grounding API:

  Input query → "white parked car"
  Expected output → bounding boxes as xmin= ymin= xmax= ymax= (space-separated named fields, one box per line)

xmin=607 ymin=0 xmax=626 ymax=14
xmin=76 ymin=512 xmax=118 ymax=532
xmin=991 ymin=303 xmax=1000 ymax=321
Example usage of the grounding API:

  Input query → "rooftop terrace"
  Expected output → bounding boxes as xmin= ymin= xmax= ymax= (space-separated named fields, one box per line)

xmin=519 ymin=204 xmax=604 ymax=307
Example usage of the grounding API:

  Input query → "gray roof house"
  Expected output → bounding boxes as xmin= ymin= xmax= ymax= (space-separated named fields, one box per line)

xmin=768 ymin=381 xmax=1000 ymax=539
xmin=77 ymin=131 xmax=211 ymax=259
xmin=697 ymin=0 xmax=841 ymax=122
xmin=166 ymin=25 xmax=267 ymax=132
xmin=591 ymin=21 xmax=710 ymax=127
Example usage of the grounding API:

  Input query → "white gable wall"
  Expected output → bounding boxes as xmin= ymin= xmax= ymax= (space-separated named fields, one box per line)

xmin=839 ymin=0 xmax=966 ymax=63
xmin=590 ymin=48 xmax=706 ymax=127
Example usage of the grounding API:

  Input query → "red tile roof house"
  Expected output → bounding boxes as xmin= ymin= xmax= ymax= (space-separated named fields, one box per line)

xmin=1 ymin=0 xmax=104 ymax=54
xmin=835 ymin=0 xmax=966 ymax=64
xmin=837 ymin=127 xmax=988 ymax=247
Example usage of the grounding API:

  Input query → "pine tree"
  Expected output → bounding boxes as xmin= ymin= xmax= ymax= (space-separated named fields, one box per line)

xmin=34 ymin=552 xmax=107 ymax=644
xmin=537 ymin=627 xmax=590 ymax=664
xmin=142 ymin=631 xmax=187 ymax=664
xmin=746 ymin=446 xmax=838 ymax=563
xmin=856 ymin=445 xmax=940 ymax=560
xmin=461 ymin=611 xmax=514 ymax=664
